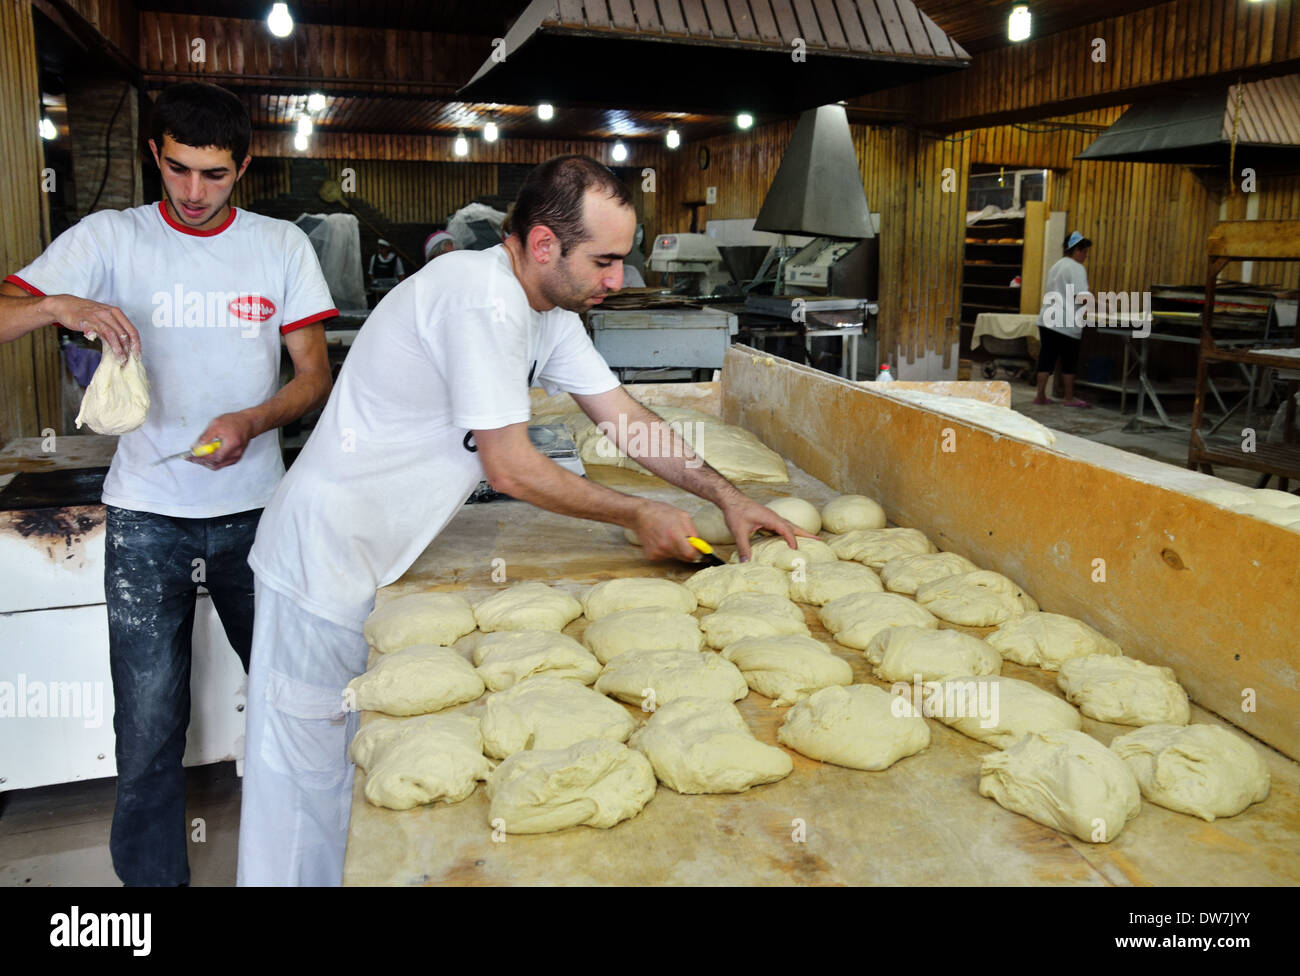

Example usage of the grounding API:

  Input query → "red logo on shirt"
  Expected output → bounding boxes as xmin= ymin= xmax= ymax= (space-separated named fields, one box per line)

xmin=227 ymin=295 xmax=277 ymax=322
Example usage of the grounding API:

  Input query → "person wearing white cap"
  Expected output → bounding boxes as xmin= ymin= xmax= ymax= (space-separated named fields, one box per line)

xmin=1035 ymin=230 xmax=1092 ymax=407
xmin=367 ymin=239 xmax=404 ymax=287
xmin=423 ymin=230 xmax=455 ymax=264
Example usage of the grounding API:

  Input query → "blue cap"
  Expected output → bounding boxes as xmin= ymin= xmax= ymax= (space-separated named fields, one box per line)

xmin=1066 ymin=230 xmax=1092 ymax=251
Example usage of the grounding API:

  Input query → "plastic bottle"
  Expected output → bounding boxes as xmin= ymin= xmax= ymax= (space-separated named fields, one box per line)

xmin=875 ymin=364 xmax=894 ymax=382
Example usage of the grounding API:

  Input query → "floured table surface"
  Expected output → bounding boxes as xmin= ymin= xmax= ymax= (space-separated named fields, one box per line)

xmin=344 ymin=464 xmax=1300 ymax=886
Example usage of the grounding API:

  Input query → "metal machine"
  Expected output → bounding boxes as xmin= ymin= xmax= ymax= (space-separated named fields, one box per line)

xmin=783 ymin=236 xmax=879 ymax=298
xmin=648 ymin=233 xmax=734 ymax=296
xmin=588 ymin=306 xmax=738 ymax=379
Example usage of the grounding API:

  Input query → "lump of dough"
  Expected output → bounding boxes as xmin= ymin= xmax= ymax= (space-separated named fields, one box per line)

xmin=582 ymin=608 xmax=703 ymax=663
xmin=914 ymin=570 xmax=1038 ymax=627
xmin=690 ymin=503 xmax=734 ymax=544
xmin=720 ymin=634 xmax=854 ymax=706
xmin=979 ymin=729 xmax=1141 ymax=843
xmin=987 ymin=612 xmax=1122 ymax=671
xmin=787 ymin=561 xmax=882 ymax=606
xmin=699 ymin=592 xmax=810 ymax=648
xmin=346 ymin=644 xmax=485 ymax=715
xmin=486 ymin=738 xmax=656 ymax=833
xmin=629 ymin=696 xmax=793 ymax=793
xmin=685 ymin=563 xmax=789 ymax=609
xmin=729 ymin=536 xmax=838 ymax=569
xmin=819 ymin=591 xmax=938 ymax=650
xmin=880 ymin=552 xmax=980 ymax=595
xmin=762 ymin=496 xmax=822 ymax=534
xmin=821 ymin=494 xmax=886 ymax=533
xmin=363 ymin=591 xmax=476 ymax=653
xmin=826 ymin=527 xmax=937 ymax=568
xmin=474 ymin=581 xmax=582 ymax=633
xmin=929 ymin=674 xmax=1081 ymax=748
xmin=480 ymin=675 xmax=636 ymax=759
xmin=865 ymin=626 xmax=1001 ymax=682
xmin=75 ymin=349 xmax=149 ymax=435
xmin=583 ymin=577 xmax=697 ymax=620
xmin=1109 ymin=724 xmax=1270 ymax=821
xmin=471 ymin=630 xmax=601 ymax=691
xmin=1056 ymin=654 xmax=1189 ymax=726
xmin=778 ymin=684 xmax=930 ymax=770
xmin=595 ymin=648 xmax=749 ymax=706
xmin=349 ymin=712 xmax=491 ymax=810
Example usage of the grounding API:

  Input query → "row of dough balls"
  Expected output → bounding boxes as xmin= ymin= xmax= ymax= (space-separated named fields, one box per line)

xmin=656 ymin=493 xmax=887 ymax=547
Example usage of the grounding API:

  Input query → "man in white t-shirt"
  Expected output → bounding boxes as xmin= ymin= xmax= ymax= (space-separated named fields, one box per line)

xmin=1035 ymin=230 xmax=1093 ymax=407
xmin=0 ymin=82 xmax=336 ymax=886
xmin=238 ymin=155 xmax=807 ymax=886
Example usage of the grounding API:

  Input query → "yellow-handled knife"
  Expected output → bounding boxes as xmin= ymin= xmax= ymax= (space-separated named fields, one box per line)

xmin=153 ymin=438 xmax=223 ymax=465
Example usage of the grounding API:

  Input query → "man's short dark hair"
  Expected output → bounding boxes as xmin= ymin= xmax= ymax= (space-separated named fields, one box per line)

xmin=150 ymin=82 xmax=251 ymax=164
xmin=505 ymin=155 xmax=633 ymax=256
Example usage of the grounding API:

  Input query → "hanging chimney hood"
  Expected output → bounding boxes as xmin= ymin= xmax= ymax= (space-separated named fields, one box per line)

xmin=459 ymin=1 xmax=969 ymax=115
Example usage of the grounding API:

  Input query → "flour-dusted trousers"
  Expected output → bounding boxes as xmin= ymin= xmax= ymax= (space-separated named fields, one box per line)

xmin=236 ymin=577 xmax=370 ymax=886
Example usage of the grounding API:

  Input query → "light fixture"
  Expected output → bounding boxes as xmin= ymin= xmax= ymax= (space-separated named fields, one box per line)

xmin=737 ymin=112 xmax=753 ymax=129
xmin=296 ymin=115 xmax=313 ymax=136
xmin=39 ymin=117 xmax=56 ymax=140
xmin=454 ymin=132 xmax=468 ymax=157
xmin=1008 ymin=4 xmax=1031 ymax=42
xmin=483 ymin=121 xmax=498 ymax=142
xmin=267 ymin=3 xmax=293 ymax=38
xmin=611 ymin=141 xmax=627 ymax=162
xmin=537 ymin=103 xmax=554 ymax=121
xmin=306 ymin=92 xmax=325 ymax=112
xmin=293 ymin=132 xmax=308 ymax=152
xmin=666 ymin=128 xmax=680 ymax=149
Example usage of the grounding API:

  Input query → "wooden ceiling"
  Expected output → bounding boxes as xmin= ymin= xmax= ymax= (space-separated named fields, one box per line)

xmin=915 ymin=0 xmax=1174 ymax=53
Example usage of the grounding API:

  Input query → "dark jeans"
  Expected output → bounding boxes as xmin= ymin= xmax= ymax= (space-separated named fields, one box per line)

xmin=104 ymin=505 xmax=260 ymax=886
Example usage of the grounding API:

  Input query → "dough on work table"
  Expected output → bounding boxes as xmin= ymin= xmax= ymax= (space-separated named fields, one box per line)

xmin=762 ymin=496 xmax=822 ymax=534
xmin=582 ymin=608 xmax=703 ymax=663
xmin=582 ymin=577 xmax=697 ymax=620
xmin=979 ymin=729 xmax=1141 ymax=843
xmin=75 ymin=349 xmax=149 ymax=435
xmin=690 ymin=503 xmax=734 ymax=545
xmin=777 ymin=684 xmax=930 ymax=770
xmin=480 ymin=675 xmax=636 ymax=759
xmin=821 ymin=495 xmax=886 ymax=534
xmin=914 ymin=570 xmax=1038 ymax=627
xmin=987 ymin=612 xmax=1122 ymax=671
xmin=930 ymin=674 xmax=1081 ymax=749
xmin=787 ymin=560 xmax=882 ymax=606
xmin=720 ymin=634 xmax=854 ymax=706
xmin=345 ymin=644 xmax=484 ymax=715
xmin=1056 ymin=654 xmax=1189 ymax=726
xmin=818 ymin=591 xmax=938 ymax=650
xmin=1109 ymin=724 xmax=1270 ymax=821
xmin=349 ymin=712 xmax=492 ymax=810
xmin=487 ymin=738 xmax=657 ymax=834
xmin=826 ymin=527 xmax=937 ymax=568
xmin=471 ymin=629 xmax=601 ymax=691
xmin=595 ymin=648 xmax=749 ymax=706
xmin=363 ymin=591 xmax=476 ymax=653
xmin=865 ymin=626 xmax=1002 ymax=682
xmin=699 ymin=592 xmax=810 ymax=648
xmin=685 ymin=563 xmax=789 ymax=609
xmin=729 ymin=536 xmax=838 ymax=570
xmin=473 ymin=581 xmax=582 ymax=633
xmin=628 ymin=696 xmax=793 ymax=793
xmin=879 ymin=551 xmax=980 ymax=595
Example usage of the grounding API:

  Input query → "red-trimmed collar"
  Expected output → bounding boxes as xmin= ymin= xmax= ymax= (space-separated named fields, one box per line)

xmin=157 ymin=200 xmax=237 ymax=237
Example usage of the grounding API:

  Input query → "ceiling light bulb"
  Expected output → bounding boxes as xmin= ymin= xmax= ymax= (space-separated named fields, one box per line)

xmin=454 ymin=134 xmax=468 ymax=157
xmin=483 ymin=121 xmax=498 ymax=142
xmin=537 ymin=103 xmax=554 ymax=121
xmin=1008 ymin=5 xmax=1031 ymax=42
xmin=297 ymin=115 xmax=313 ymax=136
xmin=267 ymin=3 xmax=293 ymax=38
xmin=306 ymin=92 xmax=325 ymax=112
xmin=293 ymin=132 xmax=308 ymax=151
xmin=612 ymin=141 xmax=627 ymax=162
xmin=666 ymin=128 xmax=680 ymax=149
xmin=39 ymin=117 xmax=56 ymax=140
xmin=737 ymin=113 xmax=753 ymax=129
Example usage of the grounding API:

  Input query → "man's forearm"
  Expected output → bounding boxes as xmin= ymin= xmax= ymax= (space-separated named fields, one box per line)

xmin=612 ymin=403 xmax=744 ymax=508
xmin=491 ymin=449 xmax=647 ymax=528
xmin=0 ymin=293 xmax=55 ymax=344
xmin=241 ymin=369 xmax=331 ymax=438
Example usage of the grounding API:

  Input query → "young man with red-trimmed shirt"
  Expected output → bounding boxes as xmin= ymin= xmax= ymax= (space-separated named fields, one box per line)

xmin=0 ymin=81 xmax=336 ymax=886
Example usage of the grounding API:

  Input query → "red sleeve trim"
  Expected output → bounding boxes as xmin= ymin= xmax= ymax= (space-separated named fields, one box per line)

xmin=4 ymin=274 xmax=45 ymax=297
xmin=280 ymin=308 xmax=339 ymax=335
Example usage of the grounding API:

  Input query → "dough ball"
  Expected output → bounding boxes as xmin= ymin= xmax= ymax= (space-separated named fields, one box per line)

xmin=364 ymin=592 xmax=477 ymax=653
xmin=480 ymin=675 xmax=636 ymax=759
xmin=699 ymin=593 xmax=810 ymax=648
xmin=720 ymin=634 xmax=854 ymax=706
xmin=471 ymin=630 xmax=601 ymax=691
xmin=75 ymin=349 xmax=149 ymax=435
xmin=825 ymin=527 xmax=936 ymax=568
xmin=988 ymin=612 xmax=1122 ymax=671
xmin=730 ymin=536 xmax=838 ymax=570
xmin=686 ymin=563 xmax=789 ymax=609
xmin=979 ymin=729 xmax=1141 ymax=843
xmin=914 ymin=570 xmax=1038 ymax=627
xmin=487 ymin=738 xmax=656 ymax=834
xmin=762 ymin=496 xmax=822 ymax=534
xmin=1056 ymin=654 xmax=1189 ymax=726
xmin=690 ymin=504 xmax=735 ymax=545
xmin=818 ymin=591 xmax=938 ymax=650
xmin=929 ymin=674 xmax=1081 ymax=749
xmin=787 ymin=561 xmax=882 ymax=606
xmin=350 ymin=712 xmax=491 ymax=810
xmin=474 ymin=581 xmax=582 ymax=633
xmin=583 ymin=577 xmax=697 ymax=620
xmin=595 ymin=648 xmax=749 ymax=706
xmin=880 ymin=552 xmax=980 ymax=595
xmin=1110 ymin=724 xmax=1270 ymax=821
xmin=582 ymin=608 xmax=703 ymax=663
xmin=346 ymin=644 xmax=484 ymax=716
xmin=778 ymin=684 xmax=930 ymax=770
xmin=628 ymin=696 xmax=793 ymax=793
xmin=866 ymin=626 xmax=1002 ymax=682
xmin=821 ymin=494 xmax=886 ymax=533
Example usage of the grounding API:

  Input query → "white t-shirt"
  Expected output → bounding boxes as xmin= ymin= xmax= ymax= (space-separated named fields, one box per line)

xmin=248 ymin=244 xmax=620 ymax=630
xmin=1037 ymin=256 xmax=1090 ymax=339
xmin=8 ymin=202 xmax=337 ymax=518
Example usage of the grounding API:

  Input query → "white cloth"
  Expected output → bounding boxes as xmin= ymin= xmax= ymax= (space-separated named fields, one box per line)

xmin=7 ymin=203 xmax=336 ymax=518
xmin=248 ymin=244 xmax=620 ymax=630
xmin=1036 ymin=255 xmax=1089 ymax=339
xmin=971 ymin=312 xmax=1039 ymax=350
xmin=237 ymin=578 xmax=368 ymax=887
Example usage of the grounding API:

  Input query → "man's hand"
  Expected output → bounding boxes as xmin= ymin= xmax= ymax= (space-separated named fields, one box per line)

xmin=721 ymin=496 xmax=817 ymax=562
xmin=189 ymin=412 xmax=257 ymax=470
xmin=630 ymin=499 xmax=702 ymax=563
xmin=44 ymin=294 xmax=141 ymax=361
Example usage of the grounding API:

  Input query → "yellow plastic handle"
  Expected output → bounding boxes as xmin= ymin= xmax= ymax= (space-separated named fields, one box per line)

xmin=191 ymin=438 xmax=223 ymax=458
xmin=686 ymin=536 xmax=714 ymax=556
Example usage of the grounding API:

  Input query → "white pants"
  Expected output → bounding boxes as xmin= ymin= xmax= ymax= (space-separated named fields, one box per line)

xmin=237 ymin=578 xmax=370 ymax=886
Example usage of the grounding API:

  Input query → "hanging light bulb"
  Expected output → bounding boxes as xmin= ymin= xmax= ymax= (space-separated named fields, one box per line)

xmin=454 ymin=133 xmax=468 ymax=157
xmin=306 ymin=92 xmax=325 ymax=113
xmin=737 ymin=113 xmax=753 ymax=129
xmin=612 ymin=141 xmax=628 ymax=162
xmin=483 ymin=121 xmax=498 ymax=143
xmin=39 ymin=117 xmax=56 ymax=140
xmin=296 ymin=115 xmax=313 ymax=136
xmin=537 ymin=103 xmax=554 ymax=121
xmin=1008 ymin=5 xmax=1031 ymax=42
xmin=267 ymin=3 xmax=293 ymax=38
xmin=293 ymin=132 xmax=308 ymax=152
xmin=666 ymin=128 xmax=680 ymax=149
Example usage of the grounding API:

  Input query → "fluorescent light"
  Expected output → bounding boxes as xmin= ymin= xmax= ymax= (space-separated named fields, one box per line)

xmin=737 ymin=113 xmax=753 ymax=129
xmin=39 ymin=117 xmax=56 ymax=140
xmin=296 ymin=115 xmax=313 ymax=136
xmin=454 ymin=134 xmax=468 ymax=157
xmin=293 ymin=132 xmax=308 ymax=151
xmin=267 ymin=3 xmax=293 ymax=38
xmin=537 ymin=103 xmax=554 ymax=121
xmin=483 ymin=121 xmax=498 ymax=142
xmin=612 ymin=141 xmax=627 ymax=162
xmin=306 ymin=92 xmax=325 ymax=112
xmin=666 ymin=128 xmax=680 ymax=149
xmin=1008 ymin=4 xmax=1031 ymax=42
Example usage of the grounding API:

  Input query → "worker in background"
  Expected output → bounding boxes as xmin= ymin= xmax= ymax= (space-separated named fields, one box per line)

xmin=238 ymin=154 xmax=811 ymax=886
xmin=0 ymin=81 xmax=335 ymax=886
xmin=1034 ymin=230 xmax=1092 ymax=407
xmin=367 ymin=239 xmax=405 ymax=286
xmin=423 ymin=230 xmax=455 ymax=264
